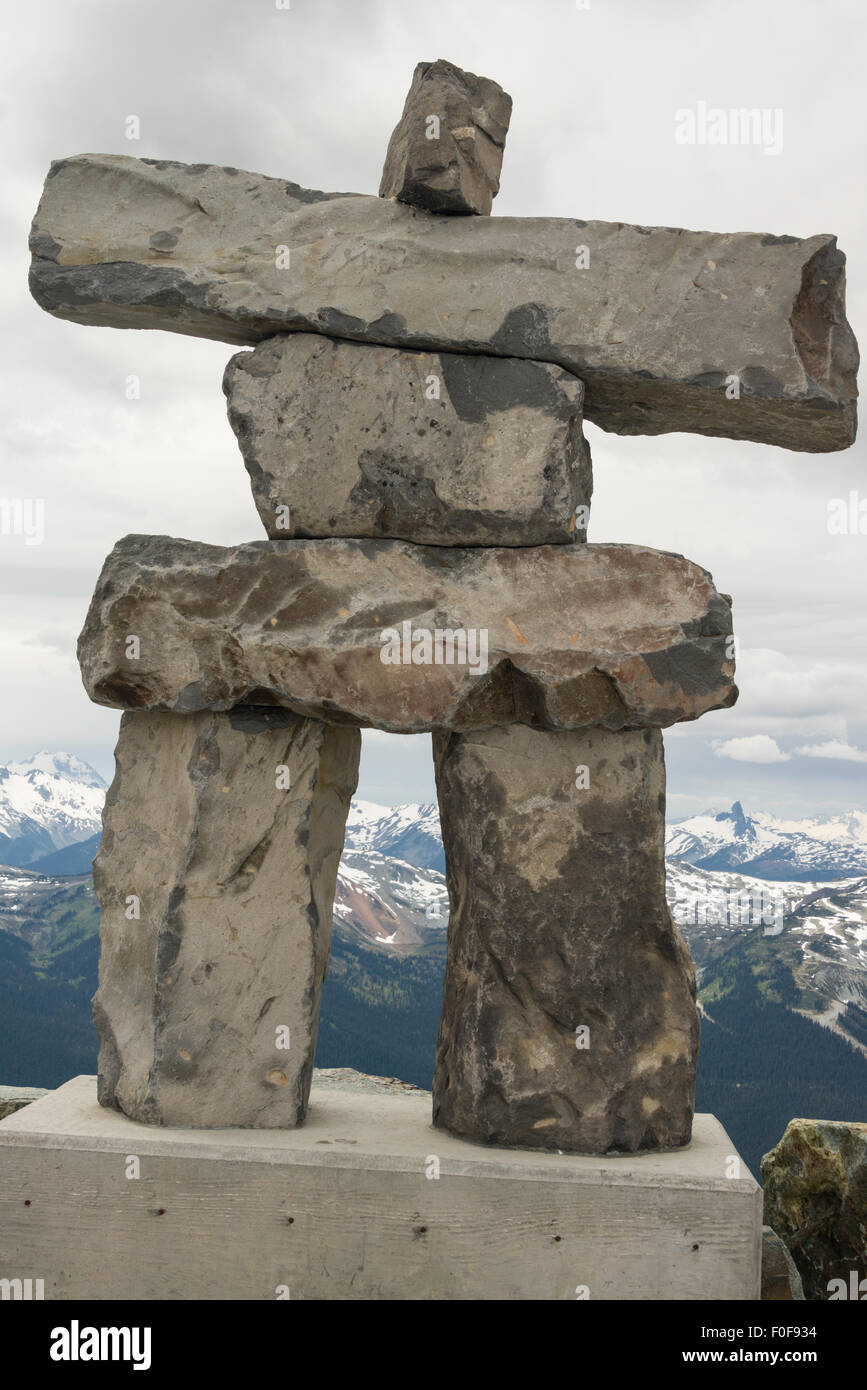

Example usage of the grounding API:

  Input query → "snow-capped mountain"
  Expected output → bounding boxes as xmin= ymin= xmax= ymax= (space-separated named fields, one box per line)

xmin=667 ymin=856 xmax=866 ymax=984
xmin=335 ymin=847 xmax=448 ymax=954
xmin=335 ymin=804 xmax=867 ymax=1053
xmin=3 ymin=773 xmax=867 ymax=1083
xmin=349 ymin=796 xmax=867 ymax=891
xmin=337 ymin=800 xmax=448 ymax=952
xmin=344 ymin=799 xmax=445 ymax=871
xmin=7 ymin=756 xmax=867 ymax=887
xmin=667 ymin=858 xmax=818 ymax=965
xmin=684 ymin=866 xmax=867 ymax=1059
xmin=5 ymin=752 xmax=104 ymax=790
xmin=2 ymin=761 xmax=866 ymax=1037
xmin=786 ymin=877 xmax=867 ymax=1024
xmin=666 ymin=801 xmax=867 ymax=881
xmin=0 ymin=752 xmax=106 ymax=868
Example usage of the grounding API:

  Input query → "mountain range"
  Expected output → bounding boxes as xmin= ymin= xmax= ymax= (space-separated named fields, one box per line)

xmin=5 ymin=752 xmax=865 ymax=887
xmin=0 ymin=752 xmax=105 ymax=868
xmin=666 ymin=800 xmax=867 ymax=880
xmin=1 ymin=755 xmax=866 ymax=1178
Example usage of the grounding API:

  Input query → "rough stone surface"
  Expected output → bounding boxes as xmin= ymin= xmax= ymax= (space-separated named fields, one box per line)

xmin=0 ymin=1085 xmax=48 ymax=1121
xmin=379 ymin=59 xmax=511 ymax=215
xmin=77 ymin=534 xmax=737 ymax=733
xmin=312 ymin=1068 xmax=427 ymax=1096
xmin=761 ymin=1119 xmax=867 ymax=1301
xmin=223 ymin=334 xmax=591 ymax=546
xmin=92 ymin=706 xmax=360 ymax=1128
xmin=761 ymin=1226 xmax=806 ymax=1300
xmin=29 ymin=154 xmax=858 ymax=451
xmin=431 ymin=725 xmax=700 ymax=1154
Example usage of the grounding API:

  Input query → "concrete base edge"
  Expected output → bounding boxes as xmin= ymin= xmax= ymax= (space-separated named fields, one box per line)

xmin=0 ymin=1075 xmax=762 ymax=1300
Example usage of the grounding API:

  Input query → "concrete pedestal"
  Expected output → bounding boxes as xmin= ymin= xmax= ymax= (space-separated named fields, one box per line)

xmin=0 ymin=1076 xmax=762 ymax=1300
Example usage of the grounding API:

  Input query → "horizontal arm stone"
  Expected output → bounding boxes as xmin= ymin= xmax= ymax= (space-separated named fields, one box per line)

xmin=30 ymin=154 xmax=857 ymax=450
xmin=76 ymin=534 xmax=737 ymax=732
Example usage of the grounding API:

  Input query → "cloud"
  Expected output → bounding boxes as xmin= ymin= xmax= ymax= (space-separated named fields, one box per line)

xmin=795 ymin=740 xmax=867 ymax=763
xmin=668 ymin=647 xmax=867 ymax=761
xmin=3 ymin=0 xmax=866 ymax=818
xmin=714 ymin=735 xmax=792 ymax=764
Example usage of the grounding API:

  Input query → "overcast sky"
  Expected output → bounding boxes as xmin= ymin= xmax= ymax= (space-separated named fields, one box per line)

xmin=1 ymin=0 xmax=865 ymax=819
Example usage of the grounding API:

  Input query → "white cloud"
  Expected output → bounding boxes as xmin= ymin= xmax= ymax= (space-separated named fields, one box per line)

xmin=714 ymin=735 xmax=792 ymax=764
xmin=2 ymin=0 xmax=866 ymax=817
xmin=795 ymin=740 xmax=867 ymax=763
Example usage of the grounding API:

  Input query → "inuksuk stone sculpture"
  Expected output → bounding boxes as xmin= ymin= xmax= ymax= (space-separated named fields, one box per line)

xmin=28 ymin=60 xmax=858 ymax=1148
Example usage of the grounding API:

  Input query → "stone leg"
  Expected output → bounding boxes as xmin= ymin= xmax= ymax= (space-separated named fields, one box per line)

xmin=92 ymin=706 xmax=360 ymax=1127
xmin=431 ymin=725 xmax=699 ymax=1154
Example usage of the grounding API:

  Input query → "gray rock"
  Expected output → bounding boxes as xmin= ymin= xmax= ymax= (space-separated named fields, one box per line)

xmin=0 ymin=1085 xmax=49 ymax=1121
xmin=431 ymin=725 xmax=700 ymax=1153
xmin=29 ymin=154 xmax=857 ymax=451
xmin=311 ymin=1068 xmax=427 ymax=1096
xmin=76 ymin=534 xmax=737 ymax=733
xmin=223 ymin=334 xmax=591 ymax=546
xmin=761 ymin=1118 xmax=867 ymax=1301
xmin=92 ymin=706 xmax=359 ymax=1127
xmin=379 ymin=59 xmax=511 ymax=215
xmin=761 ymin=1226 xmax=805 ymax=1300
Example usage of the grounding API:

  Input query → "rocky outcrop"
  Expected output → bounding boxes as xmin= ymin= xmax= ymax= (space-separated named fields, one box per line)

xmin=29 ymin=154 xmax=857 ymax=450
xmin=762 ymin=1119 xmax=867 ymax=1300
xmin=312 ymin=1067 xmax=427 ymax=1096
xmin=76 ymin=535 xmax=737 ymax=733
xmin=432 ymin=725 xmax=700 ymax=1153
xmin=379 ymin=59 xmax=512 ymax=215
xmin=761 ymin=1226 xmax=806 ymax=1300
xmin=0 ymin=1085 xmax=48 ymax=1121
xmin=223 ymin=334 xmax=591 ymax=546
xmin=93 ymin=707 xmax=359 ymax=1127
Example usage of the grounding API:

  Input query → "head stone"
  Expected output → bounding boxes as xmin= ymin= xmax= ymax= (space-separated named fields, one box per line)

xmin=379 ymin=59 xmax=512 ymax=215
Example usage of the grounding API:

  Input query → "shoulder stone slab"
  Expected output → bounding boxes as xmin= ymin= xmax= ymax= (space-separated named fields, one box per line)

xmin=76 ymin=534 xmax=737 ymax=732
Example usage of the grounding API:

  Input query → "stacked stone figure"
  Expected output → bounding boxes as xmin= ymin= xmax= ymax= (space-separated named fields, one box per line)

xmin=29 ymin=60 xmax=858 ymax=1148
